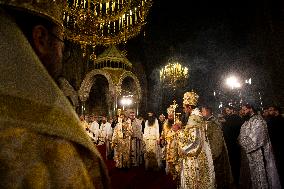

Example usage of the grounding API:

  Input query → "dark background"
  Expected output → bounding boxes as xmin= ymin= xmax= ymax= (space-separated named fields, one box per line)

xmin=125 ymin=0 xmax=284 ymax=115
xmin=62 ymin=0 xmax=284 ymax=116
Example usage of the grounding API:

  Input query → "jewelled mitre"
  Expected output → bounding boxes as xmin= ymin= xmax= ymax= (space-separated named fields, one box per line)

xmin=167 ymin=106 xmax=175 ymax=115
xmin=183 ymin=91 xmax=199 ymax=106
xmin=0 ymin=0 xmax=65 ymax=27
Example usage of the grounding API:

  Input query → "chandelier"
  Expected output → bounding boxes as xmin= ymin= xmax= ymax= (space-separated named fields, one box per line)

xmin=160 ymin=58 xmax=189 ymax=89
xmin=64 ymin=0 xmax=152 ymax=46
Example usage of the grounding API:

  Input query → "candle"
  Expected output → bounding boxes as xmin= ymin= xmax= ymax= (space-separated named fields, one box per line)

xmin=114 ymin=21 xmax=116 ymax=32
xmin=106 ymin=2 xmax=109 ymax=14
xmin=112 ymin=2 xmax=115 ymax=12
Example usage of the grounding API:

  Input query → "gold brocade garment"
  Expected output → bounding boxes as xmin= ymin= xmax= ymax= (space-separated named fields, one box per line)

xmin=178 ymin=113 xmax=215 ymax=189
xmin=161 ymin=121 xmax=179 ymax=178
xmin=0 ymin=10 xmax=110 ymax=189
xmin=112 ymin=121 xmax=133 ymax=168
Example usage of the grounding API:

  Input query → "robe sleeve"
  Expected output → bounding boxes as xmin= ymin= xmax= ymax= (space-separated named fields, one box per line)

xmin=155 ymin=121 xmax=160 ymax=140
xmin=207 ymin=121 xmax=223 ymax=160
xmin=180 ymin=127 xmax=202 ymax=157
xmin=240 ymin=118 xmax=268 ymax=153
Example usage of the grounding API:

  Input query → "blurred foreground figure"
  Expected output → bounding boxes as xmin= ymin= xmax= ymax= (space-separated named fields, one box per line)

xmin=238 ymin=104 xmax=281 ymax=189
xmin=0 ymin=1 xmax=109 ymax=188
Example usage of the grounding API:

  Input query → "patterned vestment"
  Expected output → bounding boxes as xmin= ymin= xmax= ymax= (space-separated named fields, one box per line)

xmin=130 ymin=118 xmax=144 ymax=167
xmin=238 ymin=114 xmax=281 ymax=189
xmin=112 ymin=121 xmax=133 ymax=168
xmin=161 ymin=120 xmax=179 ymax=178
xmin=178 ymin=109 xmax=215 ymax=189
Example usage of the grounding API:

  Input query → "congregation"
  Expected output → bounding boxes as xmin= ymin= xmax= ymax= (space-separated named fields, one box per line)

xmin=80 ymin=92 xmax=283 ymax=189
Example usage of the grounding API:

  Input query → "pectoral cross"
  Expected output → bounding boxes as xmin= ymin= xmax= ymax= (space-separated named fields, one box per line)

xmin=171 ymin=100 xmax=178 ymax=123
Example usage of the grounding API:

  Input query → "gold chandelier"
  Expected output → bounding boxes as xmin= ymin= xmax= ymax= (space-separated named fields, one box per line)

xmin=160 ymin=58 xmax=189 ymax=89
xmin=64 ymin=0 xmax=152 ymax=46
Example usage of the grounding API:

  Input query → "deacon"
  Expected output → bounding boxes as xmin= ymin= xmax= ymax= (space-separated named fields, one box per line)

xmin=238 ymin=104 xmax=281 ymax=189
xmin=100 ymin=115 xmax=113 ymax=159
xmin=128 ymin=109 xmax=144 ymax=167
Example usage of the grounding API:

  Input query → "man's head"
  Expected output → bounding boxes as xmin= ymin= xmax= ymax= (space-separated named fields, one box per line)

xmin=1 ymin=1 xmax=65 ymax=80
xmin=268 ymin=106 xmax=281 ymax=117
xmin=147 ymin=112 xmax=155 ymax=126
xmin=183 ymin=104 xmax=195 ymax=114
xmin=128 ymin=109 xmax=136 ymax=120
xmin=167 ymin=106 xmax=175 ymax=124
xmin=85 ymin=114 xmax=90 ymax=122
xmin=183 ymin=91 xmax=198 ymax=115
xmin=79 ymin=115 xmax=85 ymax=121
xmin=241 ymin=104 xmax=256 ymax=121
xmin=224 ymin=106 xmax=234 ymax=116
xmin=201 ymin=106 xmax=213 ymax=119
xmin=167 ymin=113 xmax=175 ymax=125
xmin=92 ymin=115 xmax=98 ymax=122
xmin=159 ymin=114 xmax=165 ymax=122
xmin=101 ymin=116 xmax=107 ymax=124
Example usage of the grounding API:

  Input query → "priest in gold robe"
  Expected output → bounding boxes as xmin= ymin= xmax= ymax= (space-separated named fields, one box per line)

xmin=160 ymin=106 xmax=179 ymax=178
xmin=177 ymin=92 xmax=215 ymax=189
xmin=0 ymin=1 xmax=110 ymax=188
xmin=112 ymin=113 xmax=133 ymax=168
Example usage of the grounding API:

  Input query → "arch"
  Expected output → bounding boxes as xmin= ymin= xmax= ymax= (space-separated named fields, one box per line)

xmin=118 ymin=71 xmax=142 ymax=101
xmin=79 ymin=69 xmax=115 ymax=102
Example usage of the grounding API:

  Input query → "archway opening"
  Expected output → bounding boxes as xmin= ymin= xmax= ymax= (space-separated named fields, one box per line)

xmin=85 ymin=74 xmax=110 ymax=116
xmin=119 ymin=76 xmax=139 ymax=113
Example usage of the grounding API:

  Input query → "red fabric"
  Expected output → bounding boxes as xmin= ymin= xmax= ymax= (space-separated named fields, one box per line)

xmin=97 ymin=145 xmax=177 ymax=189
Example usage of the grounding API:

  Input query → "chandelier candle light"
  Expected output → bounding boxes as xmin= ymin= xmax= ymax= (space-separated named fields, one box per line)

xmin=64 ymin=0 xmax=152 ymax=46
xmin=160 ymin=61 xmax=189 ymax=89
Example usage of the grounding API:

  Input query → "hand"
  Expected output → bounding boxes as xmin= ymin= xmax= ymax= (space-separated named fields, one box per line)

xmin=172 ymin=123 xmax=181 ymax=132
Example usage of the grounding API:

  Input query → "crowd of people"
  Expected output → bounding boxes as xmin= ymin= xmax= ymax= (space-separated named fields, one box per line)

xmin=79 ymin=91 xmax=284 ymax=189
xmin=0 ymin=1 xmax=283 ymax=189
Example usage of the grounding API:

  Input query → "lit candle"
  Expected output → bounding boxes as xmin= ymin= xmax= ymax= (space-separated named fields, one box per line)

xmin=119 ymin=18 xmax=121 ymax=30
xmin=112 ymin=2 xmax=115 ymax=12
xmin=114 ymin=21 xmax=116 ymax=32
xmin=126 ymin=14 xmax=128 ymax=26
xmin=135 ymin=8 xmax=137 ymax=22
xmin=130 ymin=10 xmax=132 ymax=25
xmin=106 ymin=2 xmax=109 ymax=14
xmin=108 ymin=21 xmax=110 ymax=33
